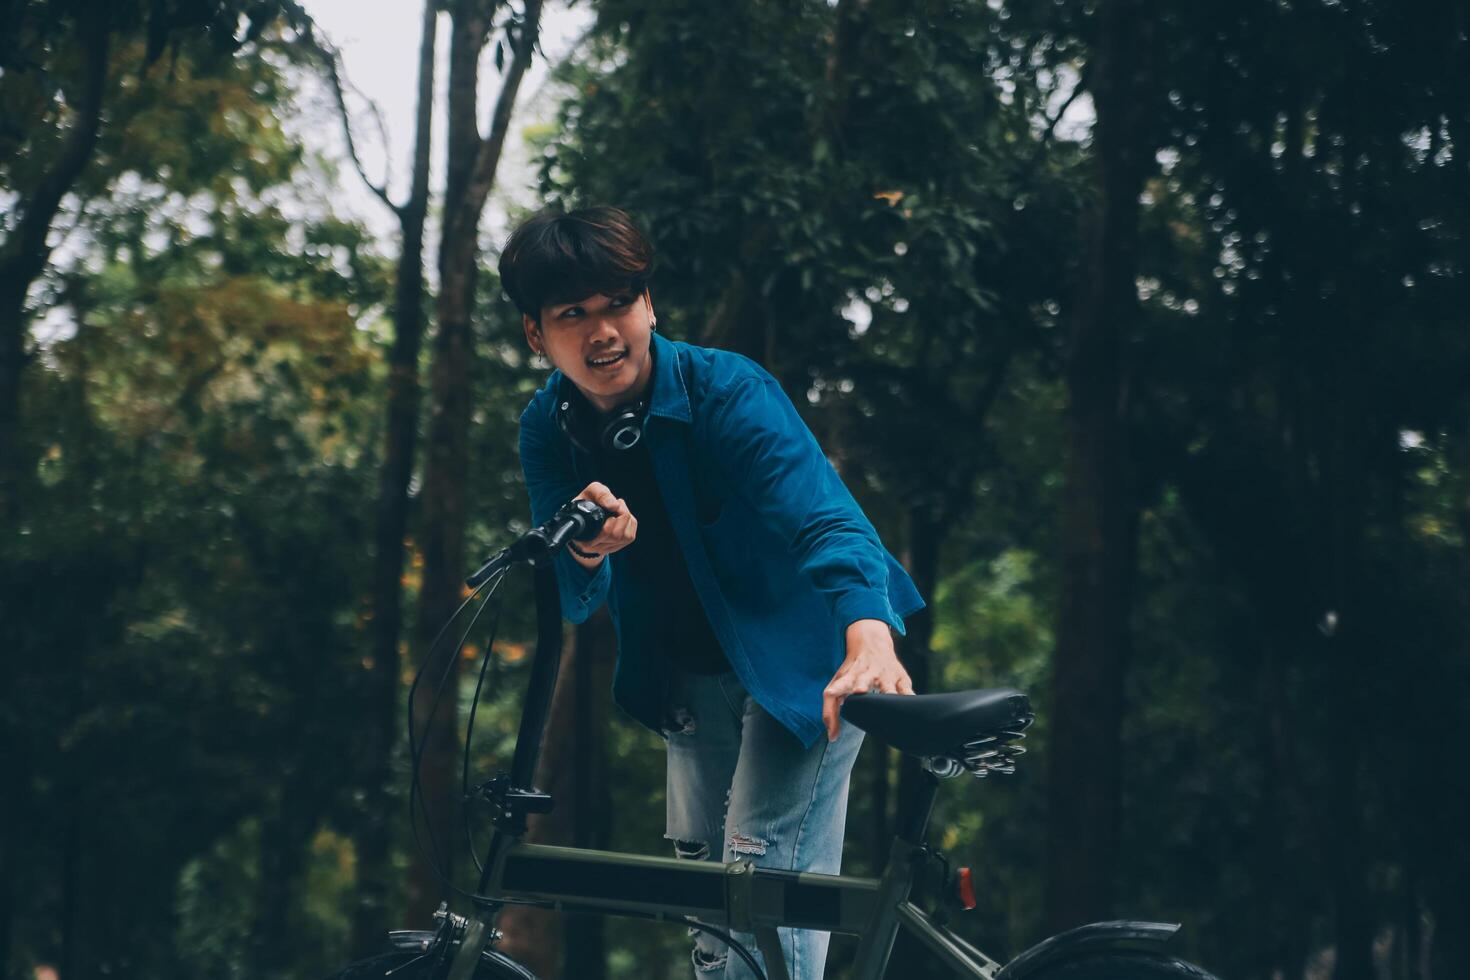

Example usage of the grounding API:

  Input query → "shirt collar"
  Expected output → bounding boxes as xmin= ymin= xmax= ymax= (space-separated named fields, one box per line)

xmin=645 ymin=331 xmax=692 ymax=423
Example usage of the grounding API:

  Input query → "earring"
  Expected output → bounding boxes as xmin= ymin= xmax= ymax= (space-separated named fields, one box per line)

xmin=650 ymin=318 xmax=657 ymax=332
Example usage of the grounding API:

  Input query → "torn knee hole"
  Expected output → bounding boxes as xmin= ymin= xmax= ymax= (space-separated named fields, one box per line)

xmin=692 ymin=948 xmax=728 ymax=973
xmin=729 ymin=832 xmax=768 ymax=857
xmin=664 ymin=707 xmax=697 ymax=736
xmin=672 ymin=838 xmax=710 ymax=861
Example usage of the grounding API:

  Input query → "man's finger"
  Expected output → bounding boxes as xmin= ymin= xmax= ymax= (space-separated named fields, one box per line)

xmin=825 ymin=665 xmax=853 ymax=690
xmin=822 ymin=693 xmax=839 ymax=742
xmin=897 ymin=674 xmax=915 ymax=695
xmin=581 ymin=483 xmax=624 ymax=514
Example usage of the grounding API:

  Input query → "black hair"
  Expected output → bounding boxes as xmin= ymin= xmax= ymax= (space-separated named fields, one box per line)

xmin=497 ymin=206 xmax=655 ymax=322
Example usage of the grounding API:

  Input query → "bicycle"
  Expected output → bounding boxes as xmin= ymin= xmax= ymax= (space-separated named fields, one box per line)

xmin=328 ymin=500 xmax=1220 ymax=980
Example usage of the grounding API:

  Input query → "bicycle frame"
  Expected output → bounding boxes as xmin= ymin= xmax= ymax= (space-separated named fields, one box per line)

xmin=438 ymin=564 xmax=1004 ymax=980
xmin=469 ymin=836 xmax=1003 ymax=980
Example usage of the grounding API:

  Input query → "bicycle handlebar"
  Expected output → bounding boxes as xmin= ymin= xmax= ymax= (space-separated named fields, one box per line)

xmin=465 ymin=498 xmax=609 ymax=587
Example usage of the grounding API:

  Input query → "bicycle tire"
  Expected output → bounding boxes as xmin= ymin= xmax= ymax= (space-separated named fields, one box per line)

xmin=1008 ymin=950 xmax=1220 ymax=980
xmin=323 ymin=947 xmax=540 ymax=980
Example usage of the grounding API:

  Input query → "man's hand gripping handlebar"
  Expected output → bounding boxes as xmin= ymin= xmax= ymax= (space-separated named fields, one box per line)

xmin=563 ymin=482 xmax=638 ymax=569
xmin=465 ymin=497 xmax=610 ymax=587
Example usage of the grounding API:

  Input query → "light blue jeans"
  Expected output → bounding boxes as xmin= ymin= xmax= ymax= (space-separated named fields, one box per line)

xmin=664 ymin=669 xmax=864 ymax=980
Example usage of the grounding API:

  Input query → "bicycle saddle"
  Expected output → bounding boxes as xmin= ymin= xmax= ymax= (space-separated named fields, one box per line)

xmin=841 ymin=688 xmax=1032 ymax=759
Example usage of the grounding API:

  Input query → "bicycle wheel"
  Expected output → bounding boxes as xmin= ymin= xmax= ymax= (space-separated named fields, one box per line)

xmin=323 ymin=947 xmax=539 ymax=980
xmin=1012 ymin=950 xmax=1220 ymax=980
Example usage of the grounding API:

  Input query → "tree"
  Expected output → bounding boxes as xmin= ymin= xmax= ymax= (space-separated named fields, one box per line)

xmin=1105 ymin=2 xmax=1470 ymax=974
xmin=1043 ymin=0 xmax=1161 ymax=933
xmin=294 ymin=0 xmax=445 ymax=956
xmin=0 ymin=23 xmax=391 ymax=974
xmin=409 ymin=0 xmax=546 ymax=924
xmin=537 ymin=1 xmax=1090 ymax=970
xmin=0 ymin=0 xmax=302 ymax=522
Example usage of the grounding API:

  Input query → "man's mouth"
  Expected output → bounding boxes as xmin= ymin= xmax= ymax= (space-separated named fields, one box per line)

xmin=586 ymin=349 xmax=627 ymax=369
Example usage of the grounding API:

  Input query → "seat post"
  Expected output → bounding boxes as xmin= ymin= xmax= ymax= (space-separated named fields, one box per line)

xmin=895 ymin=759 xmax=941 ymax=844
xmin=851 ymin=764 xmax=941 ymax=980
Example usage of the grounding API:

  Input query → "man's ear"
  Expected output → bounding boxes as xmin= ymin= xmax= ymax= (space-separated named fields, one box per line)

xmin=523 ymin=314 xmax=542 ymax=354
xmin=644 ymin=289 xmax=656 ymax=327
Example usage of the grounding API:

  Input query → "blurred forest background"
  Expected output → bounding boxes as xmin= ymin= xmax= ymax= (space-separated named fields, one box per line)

xmin=4 ymin=0 xmax=1469 ymax=978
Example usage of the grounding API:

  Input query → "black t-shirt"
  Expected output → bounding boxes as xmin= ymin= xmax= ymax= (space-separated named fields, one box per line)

xmin=581 ymin=399 xmax=730 ymax=675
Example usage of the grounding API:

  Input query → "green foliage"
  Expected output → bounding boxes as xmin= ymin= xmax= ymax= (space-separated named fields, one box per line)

xmin=5 ymin=0 xmax=1469 ymax=978
xmin=3 ymin=22 xmax=392 ymax=977
xmin=0 ymin=0 xmax=305 ymax=208
xmin=529 ymin=1 xmax=1470 ymax=978
xmin=528 ymin=1 xmax=1090 ymax=972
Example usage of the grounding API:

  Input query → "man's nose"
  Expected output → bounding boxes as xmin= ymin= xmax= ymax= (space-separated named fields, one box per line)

xmin=586 ymin=314 xmax=620 ymax=343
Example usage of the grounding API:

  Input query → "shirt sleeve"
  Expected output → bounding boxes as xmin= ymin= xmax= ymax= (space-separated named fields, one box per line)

xmin=518 ymin=406 xmax=611 ymax=624
xmin=706 ymin=374 xmax=907 ymax=634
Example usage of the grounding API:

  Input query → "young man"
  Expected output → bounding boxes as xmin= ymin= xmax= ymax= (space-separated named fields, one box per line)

xmin=501 ymin=206 xmax=923 ymax=979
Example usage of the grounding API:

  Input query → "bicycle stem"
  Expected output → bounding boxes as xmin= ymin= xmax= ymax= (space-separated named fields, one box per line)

xmin=442 ymin=565 xmax=566 ymax=980
xmin=508 ymin=563 xmax=566 ymax=793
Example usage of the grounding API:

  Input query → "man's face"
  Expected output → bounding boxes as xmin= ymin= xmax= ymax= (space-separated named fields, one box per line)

xmin=525 ymin=289 xmax=656 ymax=413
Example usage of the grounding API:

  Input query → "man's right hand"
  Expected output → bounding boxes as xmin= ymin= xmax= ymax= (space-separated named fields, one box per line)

xmin=569 ymin=482 xmax=637 ymax=566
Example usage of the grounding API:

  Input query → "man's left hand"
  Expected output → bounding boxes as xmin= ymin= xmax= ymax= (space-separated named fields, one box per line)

xmin=822 ymin=619 xmax=914 ymax=741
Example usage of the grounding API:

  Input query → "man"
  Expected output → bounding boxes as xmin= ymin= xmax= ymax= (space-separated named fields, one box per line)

xmin=501 ymin=206 xmax=923 ymax=979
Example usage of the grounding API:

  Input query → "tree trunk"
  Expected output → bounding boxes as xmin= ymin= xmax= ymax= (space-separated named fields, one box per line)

xmin=61 ymin=808 xmax=79 ymax=980
xmin=352 ymin=0 xmax=438 ymax=957
xmin=1429 ymin=468 xmax=1470 ymax=978
xmin=0 ymin=19 xmax=109 ymax=522
xmin=407 ymin=0 xmax=544 ymax=924
xmin=0 ymin=723 xmax=26 ymax=980
xmin=253 ymin=794 xmax=311 ymax=975
xmin=893 ymin=507 xmax=940 ymax=840
xmin=1043 ymin=0 xmax=1152 ymax=934
xmin=1318 ymin=72 xmax=1378 ymax=978
xmin=699 ymin=0 xmax=866 ymax=379
xmin=698 ymin=228 xmax=771 ymax=366
xmin=404 ymin=0 xmax=486 ymax=917
xmin=1321 ymin=203 xmax=1373 ymax=980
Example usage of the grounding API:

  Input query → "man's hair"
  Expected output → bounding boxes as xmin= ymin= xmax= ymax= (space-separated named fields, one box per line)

xmin=498 ymin=206 xmax=655 ymax=322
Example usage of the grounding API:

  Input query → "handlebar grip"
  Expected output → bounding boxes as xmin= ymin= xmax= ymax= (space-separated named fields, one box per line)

xmin=557 ymin=498 xmax=608 ymax=541
xmin=464 ymin=499 xmax=611 ymax=587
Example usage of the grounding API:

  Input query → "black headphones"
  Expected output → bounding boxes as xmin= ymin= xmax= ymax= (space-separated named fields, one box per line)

xmin=555 ymin=379 xmax=647 ymax=454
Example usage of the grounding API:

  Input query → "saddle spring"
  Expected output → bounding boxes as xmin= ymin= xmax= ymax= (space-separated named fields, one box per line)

xmin=924 ymin=717 xmax=1032 ymax=779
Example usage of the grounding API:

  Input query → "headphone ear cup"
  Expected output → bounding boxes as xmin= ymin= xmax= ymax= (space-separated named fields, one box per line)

xmin=557 ymin=383 xmax=646 ymax=454
xmin=600 ymin=405 xmax=645 ymax=452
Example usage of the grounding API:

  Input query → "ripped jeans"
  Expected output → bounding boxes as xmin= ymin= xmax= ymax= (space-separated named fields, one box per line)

xmin=664 ymin=669 xmax=864 ymax=980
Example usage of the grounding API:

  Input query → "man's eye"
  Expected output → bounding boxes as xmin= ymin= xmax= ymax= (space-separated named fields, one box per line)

xmin=557 ymin=306 xmax=584 ymax=319
xmin=609 ymin=295 xmax=633 ymax=308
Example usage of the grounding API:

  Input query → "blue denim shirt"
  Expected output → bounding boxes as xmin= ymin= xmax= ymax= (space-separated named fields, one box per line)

xmin=518 ymin=333 xmax=925 ymax=746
